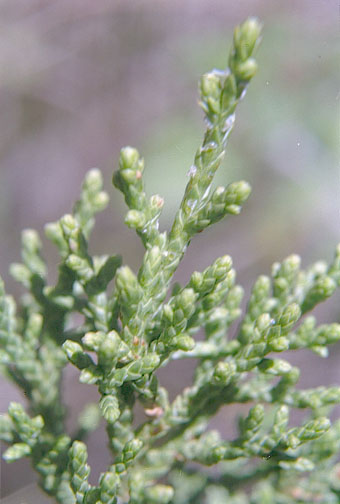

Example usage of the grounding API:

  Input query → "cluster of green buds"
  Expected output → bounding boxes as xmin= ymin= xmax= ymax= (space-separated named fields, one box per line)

xmin=1 ymin=17 xmax=340 ymax=504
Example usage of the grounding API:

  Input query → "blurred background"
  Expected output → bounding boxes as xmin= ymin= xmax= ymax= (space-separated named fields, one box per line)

xmin=0 ymin=0 xmax=339 ymax=501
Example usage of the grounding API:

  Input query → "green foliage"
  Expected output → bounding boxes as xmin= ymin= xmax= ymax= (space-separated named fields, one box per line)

xmin=1 ymin=17 xmax=340 ymax=503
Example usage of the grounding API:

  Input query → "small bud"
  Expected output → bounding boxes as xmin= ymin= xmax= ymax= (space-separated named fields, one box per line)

xmin=206 ymin=97 xmax=220 ymax=115
xmin=141 ymin=353 xmax=160 ymax=372
xmin=212 ymin=186 xmax=225 ymax=203
xmin=313 ymin=416 xmax=331 ymax=433
xmin=66 ymin=254 xmax=88 ymax=272
xmin=146 ymin=246 xmax=162 ymax=271
xmin=222 ymin=181 xmax=251 ymax=215
xmin=63 ymin=340 xmax=83 ymax=359
xmin=125 ymin=210 xmax=146 ymax=229
xmin=230 ymin=180 xmax=252 ymax=203
xmin=60 ymin=214 xmax=77 ymax=233
xmin=311 ymin=345 xmax=328 ymax=358
xmin=285 ymin=254 xmax=301 ymax=271
xmin=98 ymin=333 xmax=119 ymax=364
xmin=311 ymin=260 xmax=328 ymax=276
xmin=213 ymin=361 xmax=236 ymax=384
xmin=255 ymin=313 xmax=272 ymax=334
xmin=69 ymin=441 xmax=90 ymax=483
xmin=82 ymin=331 xmax=105 ymax=351
xmin=93 ymin=191 xmax=109 ymax=210
xmin=200 ymin=72 xmax=221 ymax=99
xmin=234 ymin=18 xmax=262 ymax=60
xmin=274 ymin=405 xmax=289 ymax=432
xmin=144 ymin=485 xmax=174 ymax=504
xmin=63 ymin=340 xmax=93 ymax=369
xmin=200 ymin=141 xmax=218 ymax=166
xmin=278 ymin=303 xmax=301 ymax=332
xmin=253 ymin=275 xmax=271 ymax=299
xmin=116 ymin=266 xmax=142 ymax=305
xmin=234 ymin=59 xmax=258 ymax=81
xmin=287 ymin=434 xmax=300 ymax=450
xmin=50 ymin=294 xmax=74 ymax=309
xmin=323 ymin=387 xmax=340 ymax=404
xmin=180 ymin=288 xmax=197 ymax=309
xmin=150 ymin=194 xmax=164 ymax=209
xmin=100 ymin=395 xmax=120 ymax=424
xmin=79 ymin=366 xmax=101 ymax=385
xmin=123 ymin=438 xmax=143 ymax=463
xmin=302 ymin=276 xmax=336 ymax=313
xmin=115 ymin=463 xmax=125 ymax=474
xmin=22 ymin=229 xmax=41 ymax=252
xmin=259 ymin=358 xmax=292 ymax=376
xmin=268 ymin=336 xmax=289 ymax=352
xmin=3 ymin=442 xmax=31 ymax=462
xmin=279 ymin=457 xmax=314 ymax=472
xmin=190 ymin=271 xmax=203 ymax=291
xmin=120 ymin=146 xmax=140 ymax=170
xmin=244 ymin=404 xmax=264 ymax=434
xmin=26 ymin=313 xmax=43 ymax=339
xmin=224 ymin=204 xmax=240 ymax=215
xmin=119 ymin=168 xmax=137 ymax=184
xmin=215 ymin=255 xmax=233 ymax=276
xmin=286 ymin=367 xmax=300 ymax=384
xmin=44 ymin=221 xmax=64 ymax=247
xmin=0 ymin=415 xmax=14 ymax=443
xmin=163 ymin=304 xmax=174 ymax=322
xmin=317 ymin=323 xmax=340 ymax=345
xmin=172 ymin=335 xmax=195 ymax=351
xmin=99 ymin=470 xmax=119 ymax=498
xmin=84 ymin=168 xmax=102 ymax=192
xmin=221 ymin=74 xmax=237 ymax=109
xmin=9 ymin=263 xmax=31 ymax=286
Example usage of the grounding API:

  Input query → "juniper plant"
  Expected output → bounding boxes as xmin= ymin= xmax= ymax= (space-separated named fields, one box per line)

xmin=1 ymin=17 xmax=340 ymax=504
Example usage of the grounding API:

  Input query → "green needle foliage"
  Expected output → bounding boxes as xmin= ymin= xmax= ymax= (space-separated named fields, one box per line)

xmin=1 ymin=17 xmax=340 ymax=503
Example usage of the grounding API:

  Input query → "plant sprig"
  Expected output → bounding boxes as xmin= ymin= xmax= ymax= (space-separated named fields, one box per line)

xmin=1 ymin=17 xmax=340 ymax=504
